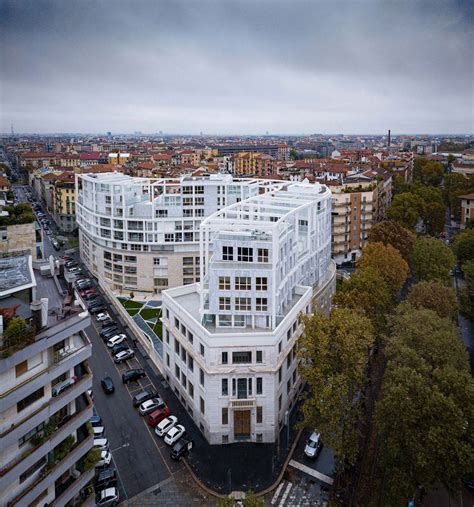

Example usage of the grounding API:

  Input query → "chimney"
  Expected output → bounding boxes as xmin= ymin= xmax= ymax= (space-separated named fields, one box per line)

xmin=30 ymin=298 xmax=49 ymax=331
xmin=388 ymin=129 xmax=391 ymax=147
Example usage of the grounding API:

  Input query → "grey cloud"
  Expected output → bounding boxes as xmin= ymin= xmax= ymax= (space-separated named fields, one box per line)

xmin=0 ymin=0 xmax=472 ymax=133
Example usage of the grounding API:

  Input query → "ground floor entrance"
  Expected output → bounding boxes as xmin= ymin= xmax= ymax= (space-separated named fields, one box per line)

xmin=234 ymin=409 xmax=251 ymax=439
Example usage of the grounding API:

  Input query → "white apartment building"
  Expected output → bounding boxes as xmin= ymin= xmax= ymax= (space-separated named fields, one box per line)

xmin=75 ymin=173 xmax=283 ymax=294
xmin=161 ymin=181 xmax=335 ymax=445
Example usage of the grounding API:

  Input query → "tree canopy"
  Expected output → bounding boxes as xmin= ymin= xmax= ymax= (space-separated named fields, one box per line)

xmin=299 ymin=308 xmax=375 ymax=466
xmin=443 ymin=173 xmax=474 ymax=221
xmin=387 ymin=193 xmax=425 ymax=230
xmin=413 ymin=158 xmax=444 ymax=186
xmin=406 ymin=280 xmax=458 ymax=320
xmin=411 ymin=236 xmax=456 ymax=282
xmin=375 ymin=305 xmax=474 ymax=503
xmin=367 ymin=220 xmax=415 ymax=261
xmin=423 ymin=201 xmax=446 ymax=236
xmin=356 ymin=242 xmax=409 ymax=296
xmin=452 ymin=228 xmax=474 ymax=265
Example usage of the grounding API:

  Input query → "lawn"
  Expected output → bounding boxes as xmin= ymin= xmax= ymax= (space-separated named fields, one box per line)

xmin=119 ymin=298 xmax=144 ymax=310
xmin=139 ymin=308 xmax=159 ymax=320
xmin=118 ymin=298 xmax=163 ymax=340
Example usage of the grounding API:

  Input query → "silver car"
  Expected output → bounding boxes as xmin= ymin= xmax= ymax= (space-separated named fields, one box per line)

xmin=304 ymin=431 xmax=322 ymax=459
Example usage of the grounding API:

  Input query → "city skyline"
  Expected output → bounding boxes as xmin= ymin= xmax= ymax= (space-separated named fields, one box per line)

xmin=1 ymin=0 xmax=472 ymax=135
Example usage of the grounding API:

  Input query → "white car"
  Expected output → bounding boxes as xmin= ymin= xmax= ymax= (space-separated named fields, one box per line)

xmin=96 ymin=312 xmax=110 ymax=322
xmin=93 ymin=426 xmax=105 ymax=437
xmin=138 ymin=397 xmax=165 ymax=415
xmin=113 ymin=348 xmax=135 ymax=364
xmin=155 ymin=415 xmax=178 ymax=437
xmin=96 ymin=450 xmax=112 ymax=468
xmin=304 ymin=431 xmax=322 ymax=459
xmin=96 ymin=487 xmax=119 ymax=506
xmin=93 ymin=437 xmax=109 ymax=451
xmin=164 ymin=424 xmax=185 ymax=446
xmin=107 ymin=334 xmax=126 ymax=348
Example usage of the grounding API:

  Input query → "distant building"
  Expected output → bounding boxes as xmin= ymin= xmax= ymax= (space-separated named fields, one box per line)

xmin=233 ymin=152 xmax=276 ymax=177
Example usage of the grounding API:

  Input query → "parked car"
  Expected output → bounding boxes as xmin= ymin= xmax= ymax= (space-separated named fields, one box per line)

xmin=304 ymin=431 xmax=322 ymax=459
xmin=97 ymin=312 xmax=111 ymax=322
xmin=93 ymin=437 xmax=109 ymax=451
xmin=100 ymin=327 xmax=119 ymax=338
xmin=93 ymin=426 xmax=105 ymax=437
xmin=95 ymin=487 xmax=119 ymax=506
xmin=132 ymin=388 xmax=158 ymax=407
xmin=52 ymin=376 xmax=76 ymax=397
xmin=111 ymin=343 xmax=129 ymax=356
xmin=90 ymin=305 xmax=107 ymax=314
xmin=113 ymin=348 xmax=135 ymax=364
xmin=101 ymin=377 xmax=115 ymax=394
xmin=80 ymin=289 xmax=96 ymax=297
xmin=138 ymin=397 xmax=165 ymax=415
xmin=155 ymin=415 xmax=178 ymax=437
xmin=147 ymin=406 xmax=171 ymax=427
xmin=95 ymin=468 xmax=117 ymax=491
xmin=90 ymin=415 xmax=102 ymax=427
xmin=170 ymin=438 xmax=194 ymax=461
xmin=107 ymin=334 xmax=126 ymax=348
xmin=164 ymin=424 xmax=185 ymax=446
xmin=85 ymin=293 xmax=100 ymax=301
xmin=122 ymin=368 xmax=146 ymax=384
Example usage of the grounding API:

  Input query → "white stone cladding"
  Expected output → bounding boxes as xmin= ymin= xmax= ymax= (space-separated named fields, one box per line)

xmin=162 ymin=181 xmax=333 ymax=445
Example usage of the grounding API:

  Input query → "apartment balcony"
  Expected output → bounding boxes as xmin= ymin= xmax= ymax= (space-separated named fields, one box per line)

xmin=7 ymin=434 xmax=94 ymax=507
xmin=52 ymin=467 xmax=94 ymax=507
xmin=0 ymin=394 xmax=93 ymax=491
xmin=0 ymin=373 xmax=92 ymax=450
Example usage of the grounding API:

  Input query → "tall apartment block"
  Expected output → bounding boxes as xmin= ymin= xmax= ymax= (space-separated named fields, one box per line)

xmin=75 ymin=173 xmax=283 ymax=294
xmin=161 ymin=181 xmax=336 ymax=444
xmin=0 ymin=255 xmax=94 ymax=506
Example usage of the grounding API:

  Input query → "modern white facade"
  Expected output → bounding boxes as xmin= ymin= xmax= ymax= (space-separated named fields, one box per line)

xmin=75 ymin=173 xmax=282 ymax=294
xmin=161 ymin=181 xmax=335 ymax=445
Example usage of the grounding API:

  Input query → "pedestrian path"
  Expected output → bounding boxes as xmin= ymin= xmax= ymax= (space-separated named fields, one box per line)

xmin=288 ymin=459 xmax=334 ymax=485
xmin=268 ymin=479 xmax=328 ymax=507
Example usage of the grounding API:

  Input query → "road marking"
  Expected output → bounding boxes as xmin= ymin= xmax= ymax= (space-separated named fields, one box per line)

xmin=110 ymin=442 xmax=130 ymax=452
xmin=279 ymin=481 xmax=293 ymax=506
xmin=288 ymin=459 xmax=334 ymax=485
xmin=111 ymin=453 xmax=129 ymax=500
xmin=271 ymin=481 xmax=285 ymax=505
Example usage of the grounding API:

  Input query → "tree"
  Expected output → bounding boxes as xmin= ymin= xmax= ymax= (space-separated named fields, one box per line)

xmin=459 ymin=260 xmax=474 ymax=320
xmin=412 ymin=183 xmax=444 ymax=206
xmin=357 ymin=242 xmax=409 ymax=296
xmin=333 ymin=268 xmax=393 ymax=331
xmin=443 ymin=173 xmax=474 ymax=221
xmin=367 ymin=220 xmax=416 ymax=261
xmin=423 ymin=201 xmax=446 ymax=236
xmin=387 ymin=193 xmax=425 ymax=230
xmin=447 ymin=154 xmax=456 ymax=164
xmin=411 ymin=236 xmax=456 ymax=282
xmin=420 ymin=161 xmax=444 ymax=186
xmin=452 ymin=228 xmax=474 ymax=265
xmin=407 ymin=281 xmax=458 ymax=320
xmin=299 ymin=308 xmax=375 ymax=466
xmin=375 ymin=306 xmax=474 ymax=503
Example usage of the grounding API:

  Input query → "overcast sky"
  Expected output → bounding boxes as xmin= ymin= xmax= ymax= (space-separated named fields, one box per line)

xmin=0 ymin=0 xmax=472 ymax=134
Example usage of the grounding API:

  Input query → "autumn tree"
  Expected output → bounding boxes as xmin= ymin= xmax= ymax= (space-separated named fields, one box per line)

xmin=443 ymin=173 xmax=474 ymax=221
xmin=387 ymin=193 xmax=425 ymax=230
xmin=299 ymin=308 xmax=375 ymax=466
xmin=411 ymin=236 xmax=456 ymax=282
xmin=367 ymin=220 xmax=415 ymax=261
xmin=452 ymin=228 xmax=474 ymax=265
xmin=423 ymin=201 xmax=446 ymax=236
xmin=407 ymin=280 xmax=458 ymax=320
xmin=356 ymin=242 xmax=409 ymax=296
xmin=375 ymin=306 xmax=474 ymax=504
xmin=333 ymin=267 xmax=393 ymax=331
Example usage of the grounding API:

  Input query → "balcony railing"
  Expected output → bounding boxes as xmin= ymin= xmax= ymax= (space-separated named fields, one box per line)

xmin=230 ymin=398 xmax=256 ymax=409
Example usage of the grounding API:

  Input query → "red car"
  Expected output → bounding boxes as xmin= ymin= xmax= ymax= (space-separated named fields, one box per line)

xmin=147 ymin=406 xmax=171 ymax=427
xmin=80 ymin=289 xmax=96 ymax=297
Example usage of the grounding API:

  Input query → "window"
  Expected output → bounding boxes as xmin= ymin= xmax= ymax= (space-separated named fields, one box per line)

xmin=166 ymin=353 xmax=170 ymax=367
xmin=175 ymin=318 xmax=180 ymax=328
xmin=255 ymin=277 xmax=268 ymax=291
xmin=256 ymin=377 xmax=263 ymax=394
xmin=17 ymin=387 xmax=44 ymax=412
xmin=235 ymin=298 xmax=251 ymax=311
xmin=188 ymin=382 xmax=194 ymax=398
xmin=200 ymin=368 xmax=205 ymax=386
xmin=222 ymin=378 xmax=228 ymax=396
xmin=219 ymin=277 xmax=231 ymax=290
xmin=258 ymin=248 xmax=269 ymax=262
xmin=20 ymin=457 xmax=47 ymax=484
xmin=234 ymin=315 xmax=245 ymax=327
xmin=287 ymin=329 xmax=291 ymax=341
xmin=293 ymin=369 xmax=297 ymax=385
xmin=287 ymin=379 xmax=291 ymax=395
xmin=181 ymin=372 xmax=187 ymax=388
xmin=222 ymin=351 xmax=228 ymax=364
xmin=219 ymin=297 xmax=231 ymax=311
xmin=232 ymin=351 xmax=252 ymax=364
xmin=154 ymin=278 xmax=168 ymax=287
xmin=222 ymin=408 xmax=228 ymax=425
xmin=235 ymin=277 xmax=251 ymax=290
xmin=188 ymin=331 xmax=194 ymax=344
xmin=181 ymin=347 xmax=186 ymax=363
xmin=19 ymin=422 xmax=45 ymax=447
xmin=175 ymin=365 xmax=180 ymax=379
xmin=200 ymin=343 xmax=205 ymax=356
xmin=153 ymin=257 xmax=160 ymax=265
xmin=200 ymin=397 xmax=205 ymax=414
xmin=278 ymin=341 xmax=282 ymax=353
xmin=15 ymin=360 xmax=28 ymax=377
xmin=223 ymin=246 xmax=233 ymax=261
xmin=256 ymin=351 xmax=263 ymax=363
xmin=256 ymin=406 xmax=263 ymax=424
xmin=174 ymin=339 xmax=180 ymax=355
xmin=183 ymin=257 xmax=194 ymax=265
xmin=256 ymin=298 xmax=267 ymax=311
xmin=279 ymin=394 xmax=282 ymax=411
xmin=287 ymin=353 xmax=292 ymax=369
xmin=278 ymin=367 xmax=282 ymax=383
xmin=188 ymin=355 xmax=194 ymax=371
xmin=237 ymin=247 xmax=253 ymax=262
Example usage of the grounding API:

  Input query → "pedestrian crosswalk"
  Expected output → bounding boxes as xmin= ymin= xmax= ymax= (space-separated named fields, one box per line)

xmin=268 ymin=479 xmax=329 ymax=507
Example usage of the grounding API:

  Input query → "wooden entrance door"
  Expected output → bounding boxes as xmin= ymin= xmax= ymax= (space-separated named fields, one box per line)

xmin=234 ymin=410 xmax=251 ymax=439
